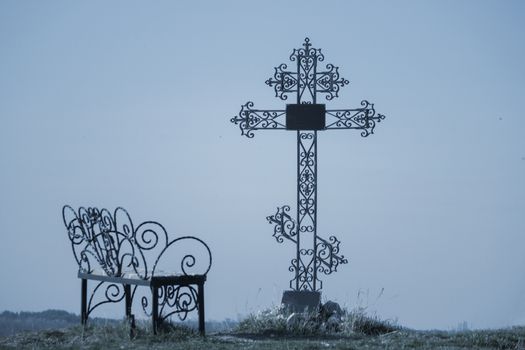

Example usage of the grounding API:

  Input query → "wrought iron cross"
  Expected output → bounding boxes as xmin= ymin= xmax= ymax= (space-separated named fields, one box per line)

xmin=231 ymin=38 xmax=385 ymax=292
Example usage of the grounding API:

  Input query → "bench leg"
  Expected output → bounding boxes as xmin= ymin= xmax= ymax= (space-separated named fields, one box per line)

xmin=81 ymin=279 xmax=87 ymax=325
xmin=124 ymin=284 xmax=132 ymax=318
xmin=124 ymin=284 xmax=136 ymax=338
xmin=198 ymin=282 xmax=205 ymax=335
xmin=152 ymin=286 xmax=159 ymax=335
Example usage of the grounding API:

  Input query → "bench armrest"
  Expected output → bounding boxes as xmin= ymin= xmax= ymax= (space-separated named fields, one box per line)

xmin=151 ymin=236 xmax=212 ymax=277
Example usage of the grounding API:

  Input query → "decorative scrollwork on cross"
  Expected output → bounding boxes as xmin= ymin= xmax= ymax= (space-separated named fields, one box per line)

xmin=316 ymin=236 xmax=348 ymax=275
xmin=266 ymin=37 xmax=349 ymax=103
xmin=326 ymin=100 xmax=386 ymax=136
xmin=265 ymin=64 xmax=297 ymax=100
xmin=267 ymin=205 xmax=297 ymax=244
xmin=298 ymin=132 xmax=316 ymax=236
xmin=316 ymin=63 xmax=348 ymax=100
xmin=230 ymin=101 xmax=286 ymax=138
xmin=266 ymin=204 xmax=348 ymax=291
xmin=230 ymin=38 xmax=385 ymax=292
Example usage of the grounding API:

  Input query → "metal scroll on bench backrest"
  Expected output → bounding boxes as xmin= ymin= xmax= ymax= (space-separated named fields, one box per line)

xmin=62 ymin=205 xmax=212 ymax=279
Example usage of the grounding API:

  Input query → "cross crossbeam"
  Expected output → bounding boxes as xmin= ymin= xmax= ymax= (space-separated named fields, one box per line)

xmin=231 ymin=100 xmax=385 ymax=138
xmin=230 ymin=38 xmax=385 ymax=292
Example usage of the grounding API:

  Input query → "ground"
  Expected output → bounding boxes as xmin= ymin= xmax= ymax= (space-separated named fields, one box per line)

xmin=1 ymin=323 xmax=525 ymax=349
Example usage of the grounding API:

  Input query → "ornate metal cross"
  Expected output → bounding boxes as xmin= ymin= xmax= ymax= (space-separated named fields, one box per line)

xmin=231 ymin=38 xmax=385 ymax=292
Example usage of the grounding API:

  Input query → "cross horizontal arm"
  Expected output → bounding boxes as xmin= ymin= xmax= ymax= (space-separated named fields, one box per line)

xmin=325 ymin=100 xmax=386 ymax=137
xmin=230 ymin=102 xmax=286 ymax=138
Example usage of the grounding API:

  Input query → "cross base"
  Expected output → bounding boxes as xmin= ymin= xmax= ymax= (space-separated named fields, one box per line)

xmin=281 ymin=290 xmax=321 ymax=313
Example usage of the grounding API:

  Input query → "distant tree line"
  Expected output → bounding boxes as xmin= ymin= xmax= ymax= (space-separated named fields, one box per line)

xmin=0 ymin=310 xmax=79 ymax=337
xmin=0 ymin=310 xmax=238 ymax=337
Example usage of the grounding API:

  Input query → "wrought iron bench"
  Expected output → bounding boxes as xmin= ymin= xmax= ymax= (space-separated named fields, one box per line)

xmin=62 ymin=205 xmax=212 ymax=334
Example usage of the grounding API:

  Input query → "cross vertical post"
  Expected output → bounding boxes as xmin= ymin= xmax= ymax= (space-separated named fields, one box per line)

xmin=231 ymin=38 xmax=386 ymax=301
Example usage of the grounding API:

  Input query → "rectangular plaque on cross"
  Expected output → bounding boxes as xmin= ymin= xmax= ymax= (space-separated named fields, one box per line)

xmin=286 ymin=104 xmax=326 ymax=130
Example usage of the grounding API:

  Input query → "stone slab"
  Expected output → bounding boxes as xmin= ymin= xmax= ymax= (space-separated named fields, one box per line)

xmin=281 ymin=290 xmax=321 ymax=312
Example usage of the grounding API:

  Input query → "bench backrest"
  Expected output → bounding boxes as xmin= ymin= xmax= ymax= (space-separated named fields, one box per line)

xmin=62 ymin=205 xmax=212 ymax=279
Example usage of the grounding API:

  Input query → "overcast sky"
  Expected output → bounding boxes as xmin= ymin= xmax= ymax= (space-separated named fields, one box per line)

xmin=1 ymin=0 xmax=524 ymax=330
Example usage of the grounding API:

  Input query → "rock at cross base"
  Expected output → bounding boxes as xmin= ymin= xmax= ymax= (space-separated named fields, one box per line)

xmin=320 ymin=300 xmax=343 ymax=320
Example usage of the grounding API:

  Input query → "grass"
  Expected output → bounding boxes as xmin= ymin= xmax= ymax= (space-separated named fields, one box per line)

xmin=235 ymin=305 xmax=400 ymax=337
xmin=1 ymin=310 xmax=524 ymax=349
xmin=0 ymin=322 xmax=202 ymax=350
xmin=346 ymin=308 xmax=400 ymax=336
